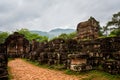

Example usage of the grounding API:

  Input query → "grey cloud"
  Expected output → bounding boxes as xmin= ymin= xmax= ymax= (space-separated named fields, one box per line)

xmin=0 ymin=0 xmax=17 ymax=13
xmin=0 ymin=0 xmax=120 ymax=32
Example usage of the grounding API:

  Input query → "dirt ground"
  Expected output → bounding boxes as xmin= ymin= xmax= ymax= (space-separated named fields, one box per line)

xmin=8 ymin=59 xmax=85 ymax=80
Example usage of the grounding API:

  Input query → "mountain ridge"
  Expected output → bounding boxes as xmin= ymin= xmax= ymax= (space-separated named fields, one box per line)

xmin=31 ymin=28 xmax=75 ymax=38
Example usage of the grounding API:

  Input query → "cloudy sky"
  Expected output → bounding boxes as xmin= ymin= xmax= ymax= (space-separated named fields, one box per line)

xmin=0 ymin=0 xmax=120 ymax=32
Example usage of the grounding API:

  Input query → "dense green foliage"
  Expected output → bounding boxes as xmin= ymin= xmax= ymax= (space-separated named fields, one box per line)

xmin=49 ymin=32 xmax=77 ymax=41
xmin=0 ymin=29 xmax=48 ymax=44
xmin=104 ymin=11 xmax=120 ymax=36
xmin=107 ymin=11 xmax=120 ymax=29
xmin=109 ymin=29 xmax=120 ymax=37
xmin=0 ymin=32 xmax=9 ymax=44
xmin=98 ymin=26 xmax=104 ymax=37
xmin=17 ymin=28 xmax=48 ymax=42
xmin=56 ymin=32 xmax=77 ymax=40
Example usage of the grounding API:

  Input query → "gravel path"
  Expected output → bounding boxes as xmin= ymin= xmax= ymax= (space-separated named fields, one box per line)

xmin=8 ymin=59 xmax=84 ymax=80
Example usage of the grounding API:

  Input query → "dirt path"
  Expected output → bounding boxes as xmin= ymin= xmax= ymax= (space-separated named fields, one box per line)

xmin=8 ymin=59 xmax=85 ymax=80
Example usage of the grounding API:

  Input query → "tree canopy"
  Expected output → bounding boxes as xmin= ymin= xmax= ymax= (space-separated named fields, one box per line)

xmin=17 ymin=28 xmax=48 ymax=42
xmin=0 ymin=32 xmax=9 ymax=44
xmin=107 ymin=11 xmax=120 ymax=29
xmin=57 ymin=32 xmax=77 ymax=40
xmin=101 ymin=11 xmax=120 ymax=37
xmin=109 ymin=29 xmax=120 ymax=37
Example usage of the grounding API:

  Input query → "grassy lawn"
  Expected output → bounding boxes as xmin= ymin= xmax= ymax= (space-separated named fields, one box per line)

xmin=22 ymin=58 xmax=120 ymax=80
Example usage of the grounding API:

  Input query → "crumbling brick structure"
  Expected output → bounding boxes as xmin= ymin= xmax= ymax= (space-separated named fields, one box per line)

xmin=0 ymin=44 xmax=8 ymax=79
xmin=68 ymin=53 xmax=92 ymax=71
xmin=0 ymin=53 xmax=8 ymax=79
xmin=77 ymin=17 xmax=100 ymax=40
xmin=5 ymin=32 xmax=30 ymax=57
xmin=3 ymin=18 xmax=120 ymax=75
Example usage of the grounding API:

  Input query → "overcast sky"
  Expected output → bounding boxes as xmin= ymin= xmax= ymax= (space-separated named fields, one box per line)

xmin=0 ymin=0 xmax=120 ymax=32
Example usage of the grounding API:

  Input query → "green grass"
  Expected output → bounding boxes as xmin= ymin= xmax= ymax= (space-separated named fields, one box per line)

xmin=22 ymin=58 xmax=65 ymax=71
xmin=8 ymin=66 xmax=13 ymax=80
xmin=8 ymin=58 xmax=15 ymax=61
xmin=82 ymin=70 xmax=120 ymax=80
xmin=22 ymin=58 xmax=120 ymax=80
xmin=65 ymin=69 xmax=81 ymax=75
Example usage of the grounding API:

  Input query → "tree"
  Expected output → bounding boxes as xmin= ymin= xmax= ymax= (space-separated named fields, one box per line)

xmin=0 ymin=32 xmax=9 ymax=44
xmin=57 ymin=32 xmax=77 ymax=40
xmin=68 ymin=32 xmax=77 ymax=39
xmin=58 ymin=33 xmax=68 ymax=39
xmin=98 ymin=26 xmax=104 ymax=36
xmin=100 ymin=26 xmax=109 ymax=36
xmin=102 ymin=11 xmax=120 ymax=36
xmin=40 ymin=36 xmax=48 ymax=42
xmin=16 ymin=28 xmax=48 ymax=42
xmin=109 ymin=29 xmax=120 ymax=37
xmin=16 ymin=28 xmax=31 ymax=40
xmin=107 ymin=11 xmax=120 ymax=30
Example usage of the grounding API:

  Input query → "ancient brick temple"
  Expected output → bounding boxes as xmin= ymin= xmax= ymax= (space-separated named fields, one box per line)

xmin=77 ymin=17 xmax=100 ymax=40
xmin=1 ymin=17 xmax=119 ymax=75
xmin=5 ymin=32 xmax=30 ymax=57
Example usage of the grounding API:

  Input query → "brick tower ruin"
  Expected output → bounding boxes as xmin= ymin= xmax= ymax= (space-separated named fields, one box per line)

xmin=77 ymin=17 xmax=100 ymax=40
